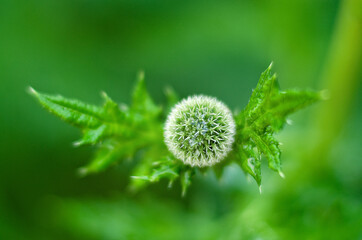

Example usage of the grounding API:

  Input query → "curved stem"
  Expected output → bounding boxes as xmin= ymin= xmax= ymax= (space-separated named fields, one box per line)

xmin=308 ymin=0 xmax=362 ymax=170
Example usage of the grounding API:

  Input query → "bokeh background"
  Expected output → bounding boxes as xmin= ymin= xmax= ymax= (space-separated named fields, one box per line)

xmin=1 ymin=0 xmax=361 ymax=239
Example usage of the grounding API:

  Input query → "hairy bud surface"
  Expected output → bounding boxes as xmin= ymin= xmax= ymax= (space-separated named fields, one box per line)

xmin=164 ymin=95 xmax=235 ymax=167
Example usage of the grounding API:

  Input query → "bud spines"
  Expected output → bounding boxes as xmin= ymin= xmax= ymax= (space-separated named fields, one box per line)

xmin=164 ymin=95 xmax=235 ymax=167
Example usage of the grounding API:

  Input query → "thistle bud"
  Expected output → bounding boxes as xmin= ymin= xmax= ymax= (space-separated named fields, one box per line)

xmin=164 ymin=95 xmax=235 ymax=167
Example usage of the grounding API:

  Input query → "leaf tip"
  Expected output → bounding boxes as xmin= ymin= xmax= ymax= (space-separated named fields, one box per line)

xmin=73 ymin=140 xmax=82 ymax=147
xmin=77 ymin=167 xmax=89 ymax=177
xmin=278 ymin=171 xmax=285 ymax=179
xmin=320 ymin=89 xmax=330 ymax=100
xmin=268 ymin=61 xmax=274 ymax=70
xmin=100 ymin=90 xmax=108 ymax=98
xmin=131 ymin=175 xmax=150 ymax=181
xmin=27 ymin=86 xmax=38 ymax=96
xmin=164 ymin=86 xmax=173 ymax=95
xmin=259 ymin=185 xmax=262 ymax=194
xmin=137 ymin=70 xmax=145 ymax=82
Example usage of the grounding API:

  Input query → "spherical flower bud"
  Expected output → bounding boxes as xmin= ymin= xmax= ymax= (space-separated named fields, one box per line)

xmin=164 ymin=95 xmax=236 ymax=167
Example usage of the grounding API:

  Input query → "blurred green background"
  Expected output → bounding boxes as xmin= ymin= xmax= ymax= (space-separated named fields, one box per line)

xmin=0 ymin=0 xmax=361 ymax=239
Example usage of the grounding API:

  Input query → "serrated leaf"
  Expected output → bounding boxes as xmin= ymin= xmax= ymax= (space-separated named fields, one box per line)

xmin=75 ymin=125 xmax=108 ymax=146
xmin=29 ymin=87 xmax=104 ymax=128
xmin=250 ymin=131 xmax=281 ymax=172
xmin=237 ymin=144 xmax=261 ymax=186
xmin=149 ymin=165 xmax=179 ymax=182
xmin=130 ymin=150 xmax=167 ymax=190
xmin=78 ymin=141 xmax=121 ymax=176
xmin=101 ymin=91 xmax=128 ymax=122
xmin=31 ymin=75 xmax=163 ymax=177
xmin=79 ymin=139 xmax=140 ymax=175
xmin=267 ymin=90 xmax=321 ymax=128
xmin=244 ymin=63 xmax=278 ymax=117
xmin=132 ymin=157 xmax=179 ymax=183
xmin=75 ymin=122 xmax=135 ymax=146
xmin=130 ymin=154 xmax=196 ymax=195
xmin=235 ymin=63 xmax=321 ymax=185
xmin=132 ymin=71 xmax=161 ymax=117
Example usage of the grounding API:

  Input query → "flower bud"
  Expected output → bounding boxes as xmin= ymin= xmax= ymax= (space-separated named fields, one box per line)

xmin=164 ymin=95 xmax=235 ymax=167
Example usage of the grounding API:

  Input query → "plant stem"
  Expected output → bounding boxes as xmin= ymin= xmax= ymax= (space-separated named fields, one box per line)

xmin=308 ymin=0 xmax=362 ymax=170
xmin=278 ymin=0 xmax=362 ymax=185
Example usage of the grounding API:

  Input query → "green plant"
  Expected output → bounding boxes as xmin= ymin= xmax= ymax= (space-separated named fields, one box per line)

xmin=29 ymin=63 xmax=322 ymax=194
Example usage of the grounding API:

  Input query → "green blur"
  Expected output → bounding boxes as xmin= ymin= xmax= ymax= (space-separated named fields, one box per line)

xmin=0 ymin=0 xmax=361 ymax=239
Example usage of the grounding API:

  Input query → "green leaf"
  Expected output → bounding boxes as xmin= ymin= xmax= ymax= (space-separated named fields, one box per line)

xmin=181 ymin=169 xmax=193 ymax=197
xmin=76 ymin=125 xmax=108 ymax=146
xmin=236 ymin=144 xmax=262 ymax=187
xmin=130 ymin=154 xmax=196 ymax=195
xmin=100 ymin=91 xmax=128 ymax=122
xmin=235 ymin=63 xmax=321 ymax=186
xmin=131 ymin=156 xmax=179 ymax=183
xmin=129 ymin=148 xmax=167 ymax=190
xmin=78 ymin=140 xmax=122 ymax=176
xmin=131 ymin=71 xmax=161 ymax=118
xmin=250 ymin=131 xmax=281 ymax=172
xmin=79 ymin=139 xmax=141 ymax=175
xmin=75 ymin=123 xmax=135 ymax=146
xmin=30 ymin=74 xmax=163 ymax=176
xmin=29 ymin=87 xmax=105 ymax=128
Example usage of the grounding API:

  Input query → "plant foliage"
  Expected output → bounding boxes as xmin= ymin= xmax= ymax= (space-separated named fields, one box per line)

xmin=30 ymin=64 xmax=322 ymax=194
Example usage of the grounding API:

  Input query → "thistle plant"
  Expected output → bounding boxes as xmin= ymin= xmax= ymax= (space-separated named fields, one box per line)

xmin=29 ymin=63 xmax=322 ymax=194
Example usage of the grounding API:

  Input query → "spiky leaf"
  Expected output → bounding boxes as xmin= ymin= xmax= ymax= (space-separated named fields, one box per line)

xmin=235 ymin=63 xmax=322 ymax=186
xmin=30 ymin=74 xmax=162 ymax=176
xmin=29 ymin=87 xmax=104 ymax=128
